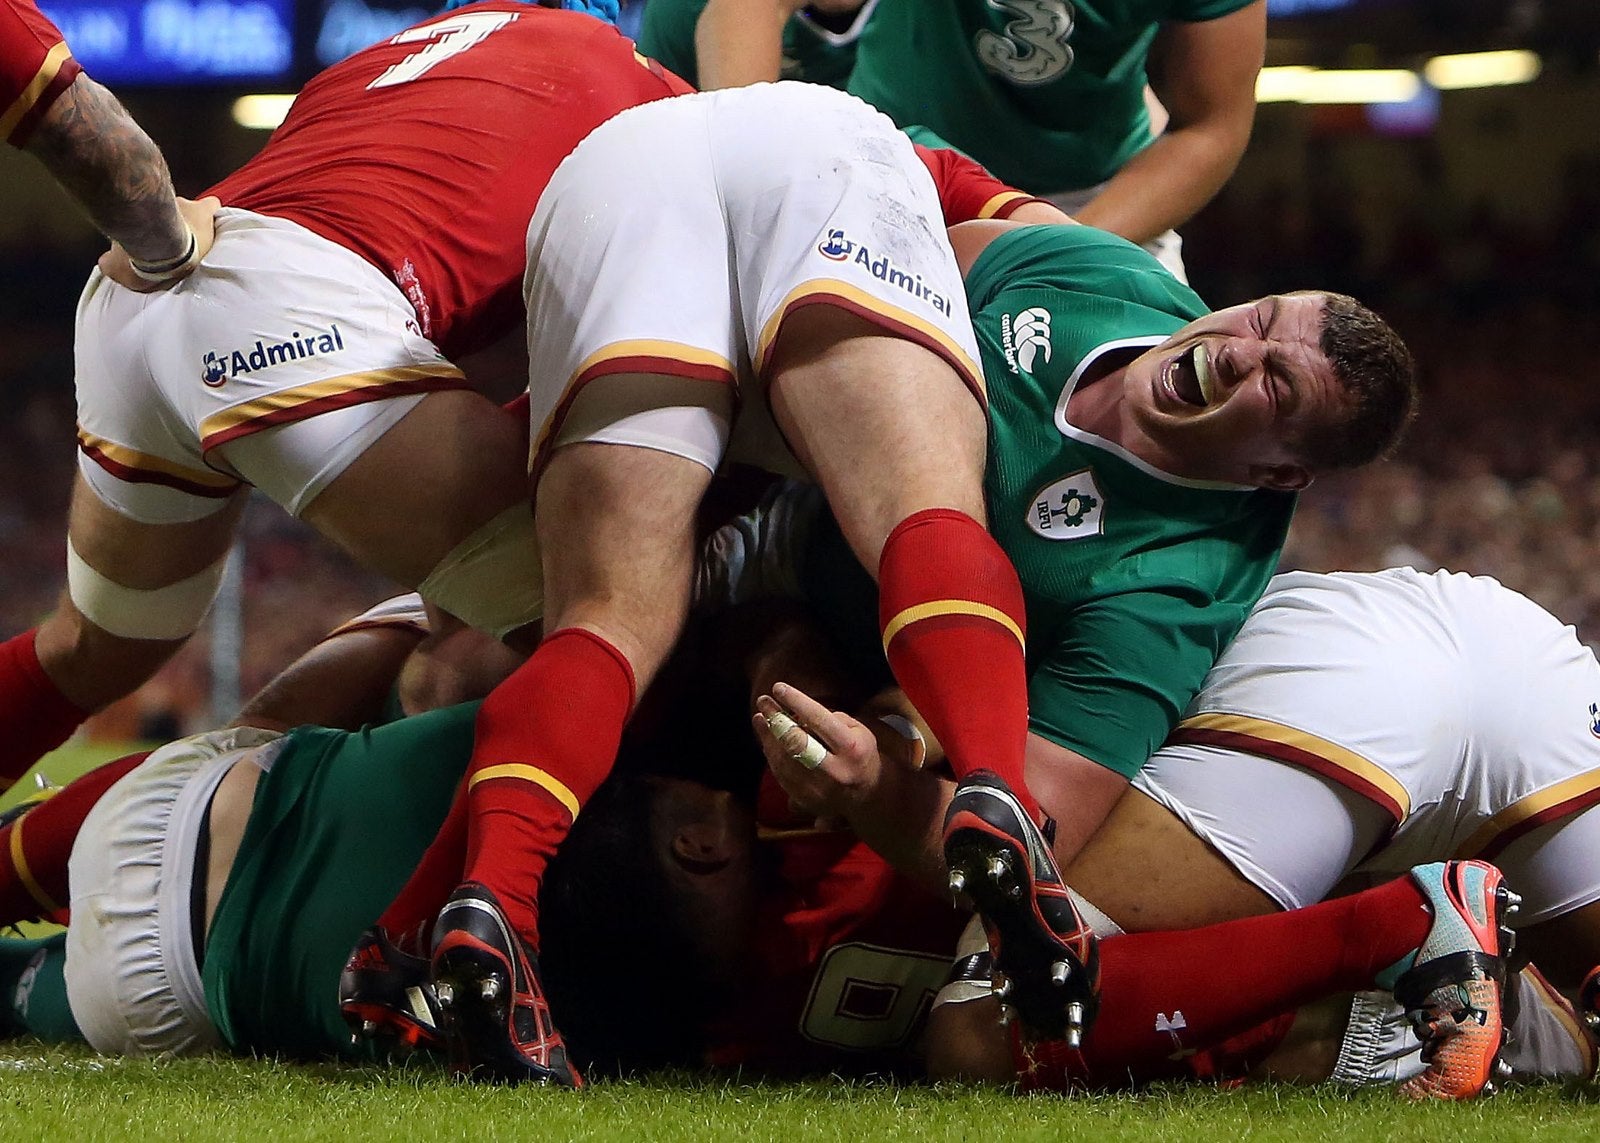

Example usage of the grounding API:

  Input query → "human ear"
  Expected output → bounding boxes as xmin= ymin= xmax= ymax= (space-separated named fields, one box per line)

xmin=1249 ymin=463 xmax=1311 ymax=492
xmin=672 ymin=821 xmax=735 ymax=873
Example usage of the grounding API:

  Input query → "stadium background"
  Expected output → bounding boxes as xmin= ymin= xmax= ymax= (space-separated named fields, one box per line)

xmin=1 ymin=0 xmax=1597 ymax=748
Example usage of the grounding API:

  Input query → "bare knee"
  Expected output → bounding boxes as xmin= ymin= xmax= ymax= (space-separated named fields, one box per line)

xmin=765 ymin=307 xmax=989 ymax=560
xmin=33 ymin=595 xmax=186 ymax=712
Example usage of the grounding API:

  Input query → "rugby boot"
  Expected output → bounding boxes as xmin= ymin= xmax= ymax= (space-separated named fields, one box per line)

xmin=338 ymin=926 xmax=444 ymax=1055
xmin=0 ymin=773 xmax=58 ymax=829
xmin=943 ymin=770 xmax=1099 ymax=1044
xmin=1581 ymin=965 xmax=1600 ymax=1036
xmin=430 ymin=882 xmax=582 ymax=1087
xmin=1389 ymin=860 xmax=1517 ymax=1100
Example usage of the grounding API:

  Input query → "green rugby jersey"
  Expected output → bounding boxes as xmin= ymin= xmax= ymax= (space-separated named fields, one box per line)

xmin=970 ymin=224 xmax=1293 ymax=776
xmin=638 ymin=0 xmax=874 ymax=90
xmin=203 ymin=704 xmax=476 ymax=1059
xmin=847 ymin=0 xmax=1253 ymax=193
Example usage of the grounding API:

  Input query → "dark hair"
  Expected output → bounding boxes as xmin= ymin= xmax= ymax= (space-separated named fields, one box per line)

xmin=539 ymin=776 xmax=726 ymax=1075
xmin=1293 ymin=291 xmax=1418 ymax=472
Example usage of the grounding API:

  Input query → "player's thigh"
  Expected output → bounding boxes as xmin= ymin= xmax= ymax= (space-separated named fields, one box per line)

xmin=535 ymin=441 xmax=713 ymax=679
xmin=1493 ymin=808 xmax=1600 ymax=991
xmin=1132 ymin=744 xmax=1391 ymax=917
xmin=68 ymin=471 xmax=244 ymax=589
xmin=297 ymin=389 xmax=532 ymax=589
xmin=39 ymin=474 xmax=246 ymax=707
xmin=1065 ymin=785 xmax=1280 ymax=931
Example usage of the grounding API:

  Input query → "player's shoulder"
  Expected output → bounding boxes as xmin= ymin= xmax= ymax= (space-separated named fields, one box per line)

xmin=966 ymin=224 xmax=1206 ymax=321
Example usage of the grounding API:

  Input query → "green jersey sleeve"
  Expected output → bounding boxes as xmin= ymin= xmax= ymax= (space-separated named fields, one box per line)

xmin=636 ymin=0 xmax=706 ymax=87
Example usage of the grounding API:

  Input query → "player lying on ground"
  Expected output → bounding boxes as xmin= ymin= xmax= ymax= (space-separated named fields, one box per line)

xmin=0 ymin=591 xmax=1548 ymax=1101
xmin=365 ymin=89 xmax=1417 ymax=1080
xmin=748 ymin=561 xmax=1600 ymax=1095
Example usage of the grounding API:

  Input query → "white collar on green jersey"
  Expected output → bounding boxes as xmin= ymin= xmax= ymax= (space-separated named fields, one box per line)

xmin=794 ymin=0 xmax=878 ymax=45
xmin=1053 ymin=335 xmax=1258 ymax=493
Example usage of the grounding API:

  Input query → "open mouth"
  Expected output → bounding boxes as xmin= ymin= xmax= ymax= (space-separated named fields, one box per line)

xmin=1165 ymin=345 xmax=1215 ymax=408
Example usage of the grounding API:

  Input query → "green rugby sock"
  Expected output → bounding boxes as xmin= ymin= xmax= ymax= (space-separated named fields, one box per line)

xmin=0 ymin=933 xmax=82 ymax=1042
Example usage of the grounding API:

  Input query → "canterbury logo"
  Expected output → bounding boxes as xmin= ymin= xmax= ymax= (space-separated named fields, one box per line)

xmin=974 ymin=0 xmax=1076 ymax=86
xmin=1000 ymin=307 xmax=1052 ymax=375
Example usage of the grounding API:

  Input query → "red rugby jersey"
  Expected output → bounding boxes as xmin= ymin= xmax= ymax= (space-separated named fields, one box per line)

xmin=914 ymin=142 xmax=1050 ymax=227
xmin=1 ymin=0 xmax=81 ymax=146
xmin=209 ymin=3 xmax=692 ymax=360
xmin=706 ymin=774 xmax=968 ymax=1075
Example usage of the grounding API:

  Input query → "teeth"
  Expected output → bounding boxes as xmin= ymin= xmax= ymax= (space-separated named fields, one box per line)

xmin=1192 ymin=345 xmax=1214 ymax=405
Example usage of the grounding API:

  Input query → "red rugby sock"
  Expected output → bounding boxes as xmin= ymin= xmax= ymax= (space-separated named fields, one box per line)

xmin=1017 ymin=876 xmax=1432 ymax=1088
xmin=0 ymin=630 xmax=90 ymax=788
xmin=877 ymin=509 xmax=1034 ymax=819
xmin=460 ymin=627 xmax=635 ymax=949
xmin=0 ymin=750 xmax=148 ymax=926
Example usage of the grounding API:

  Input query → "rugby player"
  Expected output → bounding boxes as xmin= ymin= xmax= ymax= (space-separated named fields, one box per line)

xmin=653 ymin=213 xmax=1411 ymax=1052
xmin=679 ymin=0 xmax=1267 ymax=280
xmin=0 ymin=3 xmax=693 ymax=789
xmin=753 ymin=565 xmax=1600 ymax=1097
xmin=0 ymin=586 xmax=1568 ymax=1103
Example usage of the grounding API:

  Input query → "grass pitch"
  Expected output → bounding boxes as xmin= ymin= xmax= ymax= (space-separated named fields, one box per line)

xmin=5 ymin=744 xmax=1597 ymax=1139
xmin=0 ymin=1044 xmax=1595 ymax=1142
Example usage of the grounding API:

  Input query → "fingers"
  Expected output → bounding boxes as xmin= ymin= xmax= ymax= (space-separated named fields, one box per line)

xmin=181 ymin=196 xmax=222 ymax=261
xmin=762 ymin=709 xmax=828 ymax=769
xmin=97 ymin=245 xmax=141 ymax=291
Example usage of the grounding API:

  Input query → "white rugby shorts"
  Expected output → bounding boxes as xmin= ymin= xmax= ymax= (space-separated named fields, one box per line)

xmin=63 ymin=727 xmax=282 ymax=1056
xmin=1134 ymin=568 xmax=1600 ymax=923
xmin=521 ymin=81 xmax=984 ymax=476
xmin=74 ymin=208 xmax=467 ymax=523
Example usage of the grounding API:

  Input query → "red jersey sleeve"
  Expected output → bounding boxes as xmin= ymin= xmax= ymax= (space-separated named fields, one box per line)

xmin=1 ymin=0 xmax=82 ymax=147
xmin=913 ymin=142 xmax=1051 ymax=226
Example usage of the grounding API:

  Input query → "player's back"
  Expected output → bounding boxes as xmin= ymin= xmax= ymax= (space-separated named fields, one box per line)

xmin=210 ymin=3 xmax=692 ymax=360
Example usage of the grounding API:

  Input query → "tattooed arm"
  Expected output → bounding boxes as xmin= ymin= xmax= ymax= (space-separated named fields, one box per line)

xmin=23 ymin=71 xmax=191 ymax=265
xmin=24 ymin=72 xmax=188 ymax=264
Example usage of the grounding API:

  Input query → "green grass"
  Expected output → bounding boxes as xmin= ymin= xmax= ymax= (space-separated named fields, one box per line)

xmin=0 ymin=739 xmax=152 ymax=815
xmin=0 ymin=1044 xmax=1594 ymax=1141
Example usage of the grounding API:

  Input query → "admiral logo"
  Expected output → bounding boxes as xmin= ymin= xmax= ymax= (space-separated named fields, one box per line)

xmin=1027 ymin=469 xmax=1105 ymax=541
xmin=1590 ymin=702 xmax=1600 ymax=739
xmin=1000 ymin=307 xmax=1052 ymax=375
xmin=201 ymin=324 xmax=346 ymax=387
xmin=814 ymin=229 xmax=954 ymax=317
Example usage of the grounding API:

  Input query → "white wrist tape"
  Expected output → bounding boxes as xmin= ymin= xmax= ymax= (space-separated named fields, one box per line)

xmin=67 ymin=540 xmax=226 ymax=641
xmin=417 ymin=506 xmax=544 ymax=640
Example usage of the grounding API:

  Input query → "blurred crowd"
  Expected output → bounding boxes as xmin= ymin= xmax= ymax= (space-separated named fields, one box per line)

xmin=1185 ymin=151 xmax=1600 ymax=647
xmin=2 ymin=137 xmax=1598 ymax=736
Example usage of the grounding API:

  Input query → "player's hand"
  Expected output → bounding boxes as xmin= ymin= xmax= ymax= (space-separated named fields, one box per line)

xmin=755 ymin=682 xmax=885 ymax=827
xmin=99 ymin=196 xmax=221 ymax=291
